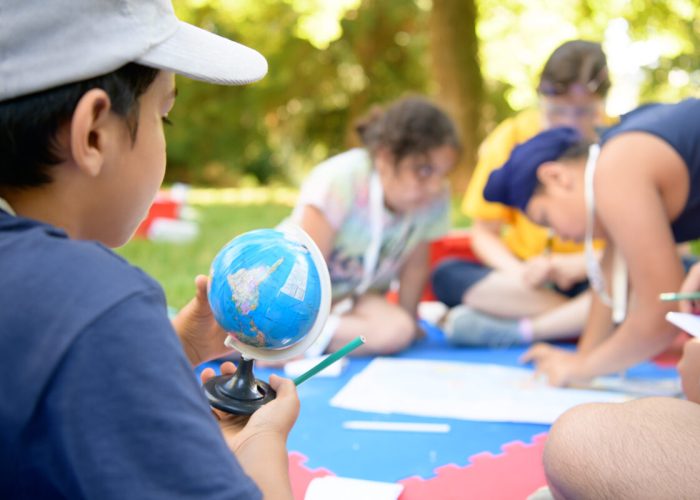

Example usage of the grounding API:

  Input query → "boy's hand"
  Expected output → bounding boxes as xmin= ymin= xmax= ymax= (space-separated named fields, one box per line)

xmin=679 ymin=262 xmax=700 ymax=314
xmin=200 ymin=363 xmax=299 ymax=453
xmin=173 ymin=274 xmax=232 ymax=366
xmin=679 ymin=339 xmax=700 ymax=403
xmin=201 ymin=363 xmax=298 ymax=500
xmin=226 ymin=375 xmax=299 ymax=450
xmin=201 ymin=361 xmax=249 ymax=432
xmin=520 ymin=343 xmax=588 ymax=387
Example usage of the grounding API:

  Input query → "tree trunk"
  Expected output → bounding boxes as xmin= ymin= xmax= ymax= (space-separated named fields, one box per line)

xmin=429 ymin=0 xmax=483 ymax=194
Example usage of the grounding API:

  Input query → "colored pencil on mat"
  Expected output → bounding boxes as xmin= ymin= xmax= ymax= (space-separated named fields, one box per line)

xmin=293 ymin=336 xmax=366 ymax=386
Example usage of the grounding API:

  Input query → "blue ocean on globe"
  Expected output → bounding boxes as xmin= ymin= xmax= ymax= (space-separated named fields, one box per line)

xmin=208 ymin=229 xmax=322 ymax=350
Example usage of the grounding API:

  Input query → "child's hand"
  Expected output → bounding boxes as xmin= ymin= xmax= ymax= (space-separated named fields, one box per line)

xmin=228 ymin=375 xmax=299 ymax=448
xmin=679 ymin=339 xmax=700 ymax=403
xmin=199 ymin=362 xmax=300 ymax=446
xmin=200 ymin=361 xmax=249 ymax=432
xmin=679 ymin=262 xmax=700 ymax=314
xmin=548 ymin=254 xmax=587 ymax=291
xmin=173 ymin=275 xmax=232 ymax=366
xmin=522 ymin=256 xmax=552 ymax=288
xmin=520 ymin=343 xmax=587 ymax=387
xmin=201 ymin=364 xmax=298 ymax=499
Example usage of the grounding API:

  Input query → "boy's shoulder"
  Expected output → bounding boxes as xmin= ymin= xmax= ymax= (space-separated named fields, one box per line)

xmin=0 ymin=213 xmax=163 ymax=326
xmin=0 ymin=212 xmax=168 ymax=428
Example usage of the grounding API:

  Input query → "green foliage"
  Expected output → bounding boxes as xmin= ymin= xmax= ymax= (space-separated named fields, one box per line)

xmin=166 ymin=0 xmax=700 ymax=186
xmin=629 ymin=3 xmax=700 ymax=102
xmin=169 ymin=0 xmax=430 ymax=186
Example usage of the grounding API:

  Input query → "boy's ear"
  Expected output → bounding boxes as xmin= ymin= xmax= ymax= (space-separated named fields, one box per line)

xmin=68 ymin=89 xmax=115 ymax=177
xmin=536 ymin=161 xmax=574 ymax=190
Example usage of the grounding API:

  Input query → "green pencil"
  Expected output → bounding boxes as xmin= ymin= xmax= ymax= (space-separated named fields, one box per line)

xmin=293 ymin=336 xmax=366 ymax=386
xmin=659 ymin=291 xmax=700 ymax=302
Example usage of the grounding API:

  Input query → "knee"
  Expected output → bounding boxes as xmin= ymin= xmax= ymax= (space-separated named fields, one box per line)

xmin=367 ymin=309 xmax=415 ymax=355
xmin=544 ymin=403 xmax=609 ymax=498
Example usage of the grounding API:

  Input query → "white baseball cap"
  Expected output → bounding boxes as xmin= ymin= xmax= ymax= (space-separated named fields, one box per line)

xmin=0 ymin=0 xmax=268 ymax=101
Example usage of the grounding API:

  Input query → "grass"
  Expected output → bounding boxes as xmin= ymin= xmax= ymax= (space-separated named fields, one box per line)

xmin=116 ymin=203 xmax=291 ymax=309
xmin=116 ymin=190 xmax=471 ymax=310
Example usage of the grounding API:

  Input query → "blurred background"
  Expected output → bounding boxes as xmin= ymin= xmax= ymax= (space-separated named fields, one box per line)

xmin=166 ymin=0 xmax=700 ymax=190
xmin=119 ymin=0 xmax=700 ymax=308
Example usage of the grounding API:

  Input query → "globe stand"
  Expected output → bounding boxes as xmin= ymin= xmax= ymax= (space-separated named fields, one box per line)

xmin=203 ymin=358 xmax=276 ymax=416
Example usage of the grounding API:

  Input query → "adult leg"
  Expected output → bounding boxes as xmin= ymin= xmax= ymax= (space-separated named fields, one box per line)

xmin=544 ymin=397 xmax=700 ymax=499
xmin=327 ymin=293 xmax=415 ymax=356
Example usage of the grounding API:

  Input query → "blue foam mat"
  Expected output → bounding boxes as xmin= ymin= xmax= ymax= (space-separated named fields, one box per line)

xmin=197 ymin=322 xmax=679 ymax=482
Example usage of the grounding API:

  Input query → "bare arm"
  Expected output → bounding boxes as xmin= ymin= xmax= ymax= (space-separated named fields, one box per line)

xmin=679 ymin=339 xmax=700 ymax=403
xmin=547 ymin=251 xmax=592 ymax=289
xmin=576 ymin=246 xmax=615 ymax=354
xmin=296 ymin=204 xmax=337 ymax=261
xmin=470 ymin=219 xmax=523 ymax=273
xmin=200 ymin=367 xmax=299 ymax=500
xmin=575 ymin=134 xmax=686 ymax=378
xmin=398 ymin=241 xmax=430 ymax=318
xmin=679 ymin=261 xmax=700 ymax=313
xmin=223 ymin=376 xmax=298 ymax=500
xmin=522 ymin=134 xmax=689 ymax=385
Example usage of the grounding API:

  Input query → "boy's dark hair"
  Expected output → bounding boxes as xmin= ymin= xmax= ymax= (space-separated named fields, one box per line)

xmin=354 ymin=96 xmax=461 ymax=165
xmin=558 ymin=139 xmax=593 ymax=162
xmin=0 ymin=63 xmax=159 ymax=188
xmin=538 ymin=40 xmax=610 ymax=98
xmin=531 ymin=139 xmax=592 ymax=194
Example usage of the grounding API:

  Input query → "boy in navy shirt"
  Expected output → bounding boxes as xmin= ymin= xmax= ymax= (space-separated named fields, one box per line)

xmin=0 ymin=0 xmax=298 ymax=498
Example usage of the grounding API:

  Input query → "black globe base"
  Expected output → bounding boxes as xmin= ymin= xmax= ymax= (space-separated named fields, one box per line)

xmin=203 ymin=358 xmax=276 ymax=415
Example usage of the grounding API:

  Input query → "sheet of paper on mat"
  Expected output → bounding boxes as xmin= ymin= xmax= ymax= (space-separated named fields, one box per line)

xmin=666 ymin=311 xmax=700 ymax=338
xmin=330 ymin=358 xmax=672 ymax=425
xmin=582 ymin=375 xmax=681 ymax=397
xmin=284 ymin=356 xmax=348 ymax=378
xmin=305 ymin=476 xmax=403 ymax=500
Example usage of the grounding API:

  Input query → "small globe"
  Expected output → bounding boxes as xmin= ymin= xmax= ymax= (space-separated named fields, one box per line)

xmin=208 ymin=226 xmax=330 ymax=361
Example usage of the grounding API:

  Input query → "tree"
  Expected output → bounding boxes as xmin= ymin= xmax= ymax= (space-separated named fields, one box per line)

xmin=429 ymin=0 xmax=483 ymax=193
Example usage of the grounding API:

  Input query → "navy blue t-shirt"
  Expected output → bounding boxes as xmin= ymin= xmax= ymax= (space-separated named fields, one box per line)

xmin=0 ymin=210 xmax=261 ymax=499
xmin=601 ymin=98 xmax=700 ymax=242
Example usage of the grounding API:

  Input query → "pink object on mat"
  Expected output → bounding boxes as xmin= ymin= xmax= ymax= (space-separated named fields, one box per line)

xmin=288 ymin=451 xmax=335 ymax=500
xmin=398 ymin=433 xmax=548 ymax=500
xmin=288 ymin=433 xmax=549 ymax=500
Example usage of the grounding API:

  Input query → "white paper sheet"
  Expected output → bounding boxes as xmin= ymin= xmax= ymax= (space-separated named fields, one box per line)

xmin=330 ymin=358 xmax=647 ymax=425
xmin=304 ymin=476 xmax=403 ymax=500
xmin=666 ymin=311 xmax=700 ymax=338
xmin=342 ymin=420 xmax=451 ymax=433
xmin=583 ymin=374 xmax=681 ymax=397
xmin=283 ymin=355 xmax=348 ymax=378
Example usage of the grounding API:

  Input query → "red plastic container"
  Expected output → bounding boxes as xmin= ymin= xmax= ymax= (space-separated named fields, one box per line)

xmin=133 ymin=193 xmax=181 ymax=238
xmin=422 ymin=230 xmax=479 ymax=301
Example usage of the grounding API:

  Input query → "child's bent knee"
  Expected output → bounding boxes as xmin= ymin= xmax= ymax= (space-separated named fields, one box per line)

xmin=368 ymin=315 xmax=415 ymax=355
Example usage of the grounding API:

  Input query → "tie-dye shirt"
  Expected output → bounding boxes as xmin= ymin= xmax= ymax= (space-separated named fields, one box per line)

xmin=291 ymin=148 xmax=450 ymax=300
